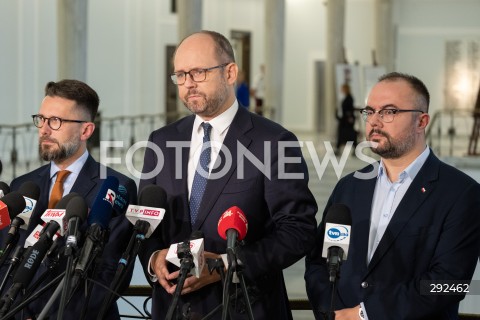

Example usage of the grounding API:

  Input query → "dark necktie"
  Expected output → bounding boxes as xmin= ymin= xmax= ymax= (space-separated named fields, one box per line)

xmin=48 ymin=170 xmax=71 ymax=209
xmin=189 ymin=122 xmax=212 ymax=226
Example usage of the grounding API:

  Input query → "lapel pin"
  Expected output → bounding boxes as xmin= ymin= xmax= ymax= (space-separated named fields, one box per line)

xmin=421 ymin=187 xmax=426 ymax=193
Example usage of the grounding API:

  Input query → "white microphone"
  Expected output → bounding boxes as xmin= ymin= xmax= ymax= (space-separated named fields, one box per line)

xmin=125 ymin=205 xmax=165 ymax=238
xmin=24 ymin=224 xmax=59 ymax=248
xmin=321 ymin=203 xmax=352 ymax=282
xmin=166 ymin=231 xmax=205 ymax=278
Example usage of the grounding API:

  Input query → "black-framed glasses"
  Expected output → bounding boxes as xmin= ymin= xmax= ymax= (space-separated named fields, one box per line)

xmin=32 ymin=114 xmax=87 ymax=130
xmin=359 ymin=108 xmax=424 ymax=123
xmin=170 ymin=63 xmax=230 ymax=85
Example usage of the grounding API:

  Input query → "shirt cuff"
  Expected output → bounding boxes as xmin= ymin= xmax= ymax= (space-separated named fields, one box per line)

xmin=360 ymin=302 xmax=369 ymax=320
xmin=148 ymin=250 xmax=161 ymax=282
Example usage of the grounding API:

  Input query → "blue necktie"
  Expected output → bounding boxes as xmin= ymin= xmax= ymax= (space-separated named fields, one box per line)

xmin=189 ymin=122 xmax=212 ymax=226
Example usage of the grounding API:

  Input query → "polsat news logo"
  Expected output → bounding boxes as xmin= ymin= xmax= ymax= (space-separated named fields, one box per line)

xmin=326 ymin=225 xmax=349 ymax=242
xmin=104 ymin=189 xmax=116 ymax=205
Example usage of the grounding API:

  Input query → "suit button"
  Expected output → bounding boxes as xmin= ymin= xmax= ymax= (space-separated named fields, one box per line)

xmin=361 ymin=281 xmax=369 ymax=288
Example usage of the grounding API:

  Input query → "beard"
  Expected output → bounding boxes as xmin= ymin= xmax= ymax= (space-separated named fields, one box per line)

xmin=39 ymin=134 xmax=81 ymax=162
xmin=368 ymin=128 xmax=416 ymax=159
xmin=183 ymin=77 xmax=229 ymax=117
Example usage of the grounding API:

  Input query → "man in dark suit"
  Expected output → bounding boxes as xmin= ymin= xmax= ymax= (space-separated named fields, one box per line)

xmin=305 ymin=72 xmax=480 ymax=320
xmin=3 ymin=79 xmax=137 ymax=319
xmin=138 ymin=30 xmax=318 ymax=319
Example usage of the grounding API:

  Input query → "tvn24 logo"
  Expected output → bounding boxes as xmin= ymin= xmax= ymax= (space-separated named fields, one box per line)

xmin=326 ymin=226 xmax=349 ymax=242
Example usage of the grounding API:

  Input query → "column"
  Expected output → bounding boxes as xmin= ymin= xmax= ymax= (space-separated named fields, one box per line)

xmin=264 ymin=0 xmax=285 ymax=123
xmin=325 ymin=0 xmax=346 ymax=137
xmin=374 ymin=0 xmax=395 ymax=72
xmin=57 ymin=0 xmax=88 ymax=80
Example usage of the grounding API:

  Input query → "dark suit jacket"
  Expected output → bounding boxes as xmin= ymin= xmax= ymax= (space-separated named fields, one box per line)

xmin=305 ymin=151 xmax=480 ymax=320
xmin=139 ymin=106 xmax=318 ymax=319
xmin=3 ymin=154 xmax=138 ymax=319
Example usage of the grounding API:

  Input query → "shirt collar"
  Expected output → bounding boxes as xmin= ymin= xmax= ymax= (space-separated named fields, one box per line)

xmin=193 ymin=100 xmax=239 ymax=135
xmin=377 ymin=146 xmax=430 ymax=181
xmin=50 ymin=149 xmax=89 ymax=179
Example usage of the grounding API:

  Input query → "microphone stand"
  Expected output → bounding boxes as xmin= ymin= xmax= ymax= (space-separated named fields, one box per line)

xmin=165 ymin=240 xmax=194 ymax=320
xmin=97 ymin=220 xmax=149 ymax=320
xmin=0 ymin=245 xmax=23 ymax=294
xmin=57 ymin=232 xmax=80 ymax=320
xmin=326 ymin=246 xmax=344 ymax=320
xmin=221 ymin=245 xmax=254 ymax=320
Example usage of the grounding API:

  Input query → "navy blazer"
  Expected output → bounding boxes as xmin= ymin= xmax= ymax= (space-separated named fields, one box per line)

xmin=3 ymin=155 xmax=138 ymax=319
xmin=305 ymin=151 xmax=480 ymax=320
xmin=139 ymin=107 xmax=318 ymax=319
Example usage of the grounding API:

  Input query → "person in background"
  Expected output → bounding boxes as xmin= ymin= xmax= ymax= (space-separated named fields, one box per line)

xmin=305 ymin=72 xmax=480 ymax=320
xmin=251 ymin=64 xmax=265 ymax=116
xmin=335 ymin=83 xmax=357 ymax=155
xmin=139 ymin=30 xmax=317 ymax=319
xmin=236 ymin=70 xmax=250 ymax=109
xmin=4 ymin=79 xmax=137 ymax=319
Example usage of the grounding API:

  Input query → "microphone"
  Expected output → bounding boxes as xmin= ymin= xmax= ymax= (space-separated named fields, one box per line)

xmin=0 ymin=181 xmax=10 ymax=198
xmin=165 ymin=231 xmax=205 ymax=320
xmin=217 ymin=206 xmax=248 ymax=266
xmin=0 ymin=195 xmax=71 ymax=316
xmin=321 ymin=203 xmax=352 ymax=283
xmin=0 ymin=192 xmax=26 ymax=264
xmin=166 ymin=231 xmax=205 ymax=278
xmin=69 ymin=177 xmax=118 ymax=293
xmin=0 ymin=192 xmax=27 ymax=231
xmin=17 ymin=181 xmax=41 ymax=231
xmin=112 ymin=184 xmax=129 ymax=216
xmin=98 ymin=185 xmax=167 ymax=320
xmin=125 ymin=184 xmax=167 ymax=237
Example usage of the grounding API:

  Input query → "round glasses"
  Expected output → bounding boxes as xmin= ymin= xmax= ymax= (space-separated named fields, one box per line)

xmin=359 ymin=108 xmax=424 ymax=123
xmin=32 ymin=114 xmax=87 ymax=130
xmin=170 ymin=63 xmax=230 ymax=85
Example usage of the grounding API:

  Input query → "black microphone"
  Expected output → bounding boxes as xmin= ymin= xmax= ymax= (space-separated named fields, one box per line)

xmin=97 ymin=185 xmax=167 ymax=320
xmin=165 ymin=231 xmax=205 ymax=320
xmin=0 ymin=181 xmax=10 ymax=198
xmin=68 ymin=176 xmax=119 ymax=297
xmin=321 ymin=204 xmax=352 ymax=283
xmin=0 ymin=192 xmax=27 ymax=264
xmin=56 ymin=195 xmax=88 ymax=320
xmin=0 ymin=194 xmax=75 ymax=315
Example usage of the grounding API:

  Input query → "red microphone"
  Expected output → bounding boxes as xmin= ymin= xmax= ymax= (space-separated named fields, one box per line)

xmin=217 ymin=206 xmax=248 ymax=260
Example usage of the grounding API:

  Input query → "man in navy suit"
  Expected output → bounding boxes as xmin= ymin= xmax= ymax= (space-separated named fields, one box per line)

xmin=3 ymin=79 xmax=137 ymax=319
xmin=138 ymin=30 xmax=318 ymax=319
xmin=305 ymin=72 xmax=480 ymax=320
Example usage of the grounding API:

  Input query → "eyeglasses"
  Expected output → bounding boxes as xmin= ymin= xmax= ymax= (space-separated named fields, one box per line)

xmin=32 ymin=114 xmax=87 ymax=130
xmin=359 ymin=108 xmax=424 ymax=123
xmin=170 ymin=63 xmax=230 ymax=85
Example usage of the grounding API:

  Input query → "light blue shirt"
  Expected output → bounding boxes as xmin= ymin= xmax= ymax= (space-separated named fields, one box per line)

xmin=49 ymin=150 xmax=89 ymax=199
xmin=361 ymin=147 xmax=430 ymax=319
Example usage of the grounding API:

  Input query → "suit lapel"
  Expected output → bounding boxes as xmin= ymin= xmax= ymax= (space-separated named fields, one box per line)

xmin=193 ymin=108 xmax=253 ymax=230
xmin=367 ymin=152 xmax=439 ymax=272
xmin=70 ymin=155 xmax=98 ymax=202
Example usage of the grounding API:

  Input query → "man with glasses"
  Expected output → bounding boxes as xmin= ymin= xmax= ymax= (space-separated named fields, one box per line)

xmin=305 ymin=72 xmax=480 ymax=319
xmin=4 ymin=79 xmax=137 ymax=319
xmin=139 ymin=30 xmax=317 ymax=319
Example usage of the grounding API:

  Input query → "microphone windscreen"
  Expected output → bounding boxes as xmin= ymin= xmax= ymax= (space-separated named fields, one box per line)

xmin=113 ymin=184 xmax=129 ymax=215
xmin=217 ymin=206 xmax=248 ymax=241
xmin=190 ymin=230 xmax=204 ymax=240
xmin=0 ymin=181 xmax=10 ymax=196
xmin=18 ymin=181 xmax=40 ymax=200
xmin=66 ymin=195 xmax=88 ymax=222
xmin=87 ymin=176 xmax=119 ymax=228
xmin=138 ymin=184 xmax=167 ymax=207
xmin=325 ymin=204 xmax=352 ymax=226
xmin=55 ymin=192 xmax=79 ymax=210
xmin=2 ymin=192 xmax=27 ymax=219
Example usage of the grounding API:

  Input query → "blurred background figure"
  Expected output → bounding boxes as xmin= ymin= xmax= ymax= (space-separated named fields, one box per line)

xmin=335 ymin=83 xmax=357 ymax=155
xmin=236 ymin=70 xmax=250 ymax=109
xmin=251 ymin=64 xmax=265 ymax=116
